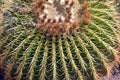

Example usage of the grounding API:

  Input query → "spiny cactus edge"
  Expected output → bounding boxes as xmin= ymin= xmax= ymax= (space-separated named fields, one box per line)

xmin=0 ymin=0 xmax=120 ymax=80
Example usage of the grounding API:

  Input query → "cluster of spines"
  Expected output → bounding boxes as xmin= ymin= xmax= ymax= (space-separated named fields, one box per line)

xmin=80 ymin=3 xmax=91 ymax=24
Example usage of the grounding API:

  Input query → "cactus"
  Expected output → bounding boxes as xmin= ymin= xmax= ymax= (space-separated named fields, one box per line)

xmin=0 ymin=0 xmax=120 ymax=80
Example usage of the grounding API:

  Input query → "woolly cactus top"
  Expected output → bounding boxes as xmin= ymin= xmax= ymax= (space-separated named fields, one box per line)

xmin=32 ymin=0 xmax=90 ymax=36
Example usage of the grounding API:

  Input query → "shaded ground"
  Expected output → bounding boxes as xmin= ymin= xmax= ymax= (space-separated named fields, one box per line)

xmin=0 ymin=73 xmax=4 ymax=80
xmin=0 ymin=68 xmax=5 ymax=80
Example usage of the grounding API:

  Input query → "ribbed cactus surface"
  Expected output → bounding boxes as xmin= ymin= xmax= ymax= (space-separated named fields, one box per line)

xmin=0 ymin=0 xmax=120 ymax=80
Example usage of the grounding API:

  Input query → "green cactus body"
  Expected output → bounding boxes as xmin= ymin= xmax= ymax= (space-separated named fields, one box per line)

xmin=0 ymin=0 xmax=120 ymax=80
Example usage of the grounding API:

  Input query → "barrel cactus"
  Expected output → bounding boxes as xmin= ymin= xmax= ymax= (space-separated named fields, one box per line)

xmin=0 ymin=0 xmax=120 ymax=80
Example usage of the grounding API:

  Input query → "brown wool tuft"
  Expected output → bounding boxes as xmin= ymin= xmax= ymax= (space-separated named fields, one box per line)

xmin=32 ymin=0 xmax=90 ymax=36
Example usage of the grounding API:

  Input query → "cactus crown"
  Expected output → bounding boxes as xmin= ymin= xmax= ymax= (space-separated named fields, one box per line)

xmin=0 ymin=0 xmax=120 ymax=80
xmin=32 ymin=0 xmax=90 ymax=36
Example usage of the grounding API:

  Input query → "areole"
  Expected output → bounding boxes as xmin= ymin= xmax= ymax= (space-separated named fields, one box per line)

xmin=32 ymin=0 xmax=90 ymax=36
